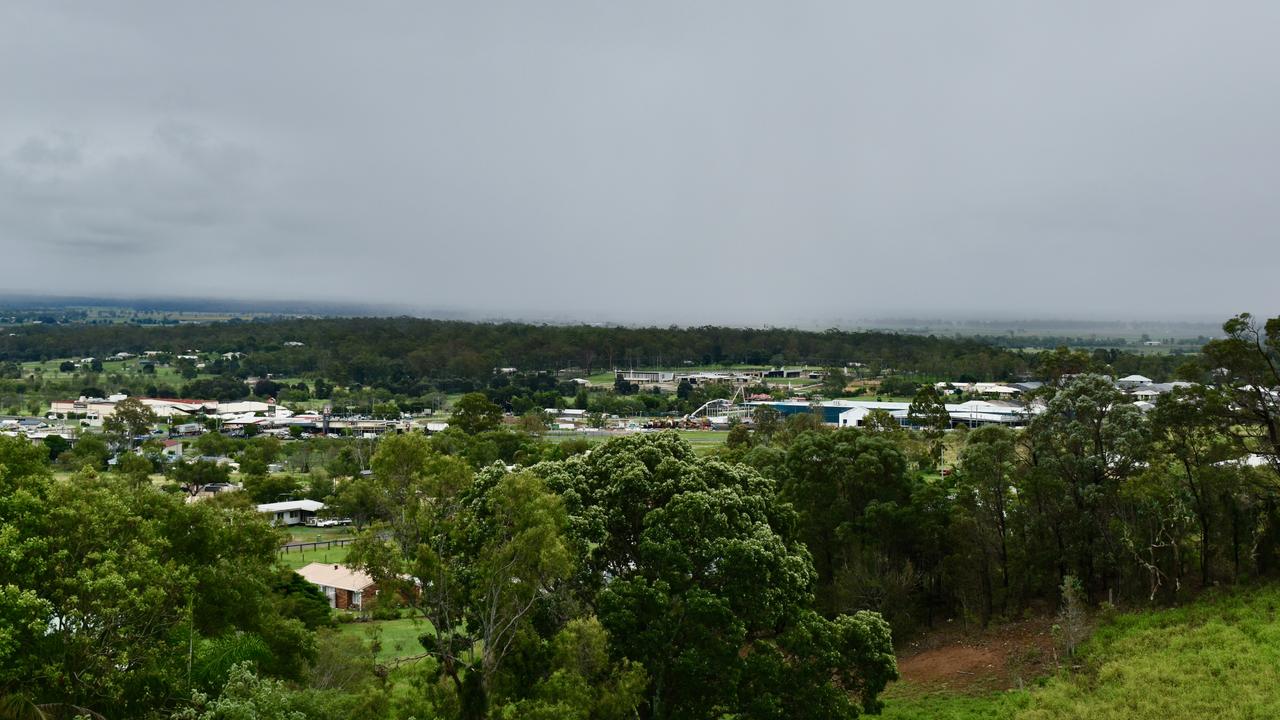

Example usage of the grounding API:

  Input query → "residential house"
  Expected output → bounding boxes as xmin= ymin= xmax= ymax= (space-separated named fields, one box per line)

xmin=296 ymin=563 xmax=379 ymax=611
xmin=161 ymin=439 xmax=185 ymax=461
xmin=1117 ymin=374 xmax=1154 ymax=389
xmin=257 ymin=499 xmax=325 ymax=526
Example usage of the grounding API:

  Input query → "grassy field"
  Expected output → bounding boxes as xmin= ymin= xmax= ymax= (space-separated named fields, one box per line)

xmin=338 ymin=617 xmax=436 ymax=662
xmin=882 ymin=692 xmax=1030 ymax=719
xmin=22 ymin=358 xmax=204 ymax=388
xmin=882 ymin=586 xmax=1280 ymax=719
xmin=678 ymin=429 xmax=730 ymax=449
xmin=279 ymin=544 xmax=349 ymax=570
xmin=287 ymin=525 xmax=356 ymax=544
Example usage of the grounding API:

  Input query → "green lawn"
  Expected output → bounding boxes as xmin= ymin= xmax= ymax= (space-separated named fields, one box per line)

xmin=338 ymin=617 xmax=436 ymax=662
xmin=287 ymin=525 xmax=356 ymax=544
xmin=19 ymin=357 xmax=219 ymax=400
xmin=882 ymin=586 xmax=1280 ymax=720
xmin=679 ymin=429 xmax=730 ymax=448
xmin=279 ymin=544 xmax=349 ymax=570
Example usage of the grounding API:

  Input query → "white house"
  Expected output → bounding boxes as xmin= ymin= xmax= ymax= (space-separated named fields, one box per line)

xmin=257 ymin=499 xmax=325 ymax=526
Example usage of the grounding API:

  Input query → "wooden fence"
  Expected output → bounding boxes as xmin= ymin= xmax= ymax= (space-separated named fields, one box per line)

xmin=279 ymin=538 xmax=355 ymax=554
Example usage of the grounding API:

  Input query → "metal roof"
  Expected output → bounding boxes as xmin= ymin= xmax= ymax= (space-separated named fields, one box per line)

xmin=256 ymin=499 xmax=325 ymax=513
xmin=296 ymin=563 xmax=374 ymax=592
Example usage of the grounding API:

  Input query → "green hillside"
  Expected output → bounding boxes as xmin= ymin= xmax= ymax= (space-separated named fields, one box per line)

xmin=884 ymin=586 xmax=1280 ymax=720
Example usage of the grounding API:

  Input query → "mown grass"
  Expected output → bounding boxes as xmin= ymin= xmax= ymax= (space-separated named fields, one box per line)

xmin=287 ymin=525 xmax=356 ymax=544
xmin=882 ymin=586 xmax=1280 ymax=720
xmin=279 ymin=545 xmax=349 ymax=570
xmin=338 ymin=617 xmax=436 ymax=662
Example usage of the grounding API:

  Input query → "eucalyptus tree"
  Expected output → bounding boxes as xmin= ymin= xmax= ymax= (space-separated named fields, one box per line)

xmin=103 ymin=396 xmax=158 ymax=450
xmin=1025 ymin=374 xmax=1151 ymax=599
xmin=1201 ymin=313 xmax=1280 ymax=476
xmin=907 ymin=385 xmax=951 ymax=470
xmin=347 ymin=433 xmax=573 ymax=718
xmin=954 ymin=425 xmax=1022 ymax=620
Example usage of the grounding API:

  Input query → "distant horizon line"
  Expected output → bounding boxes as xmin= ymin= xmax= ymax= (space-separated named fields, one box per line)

xmin=0 ymin=291 xmax=1238 ymax=334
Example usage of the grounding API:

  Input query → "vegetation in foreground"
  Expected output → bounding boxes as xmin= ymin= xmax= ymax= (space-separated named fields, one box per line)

xmin=883 ymin=584 xmax=1280 ymax=719
xmin=0 ymin=311 xmax=1277 ymax=718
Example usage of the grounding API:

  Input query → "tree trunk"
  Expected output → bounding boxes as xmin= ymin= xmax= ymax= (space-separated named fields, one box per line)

xmin=459 ymin=670 xmax=487 ymax=720
xmin=1200 ymin=514 xmax=1211 ymax=588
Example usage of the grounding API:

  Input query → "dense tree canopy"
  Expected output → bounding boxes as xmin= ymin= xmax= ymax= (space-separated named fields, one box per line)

xmin=0 ymin=436 xmax=316 ymax=717
xmin=531 ymin=433 xmax=899 ymax=719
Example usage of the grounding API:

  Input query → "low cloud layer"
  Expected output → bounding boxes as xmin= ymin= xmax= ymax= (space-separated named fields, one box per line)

xmin=2 ymin=2 xmax=1278 ymax=325
xmin=2 ymin=124 xmax=259 ymax=256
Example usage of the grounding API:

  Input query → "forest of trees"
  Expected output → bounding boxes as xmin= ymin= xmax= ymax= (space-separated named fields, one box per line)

xmin=0 ymin=318 xmax=1193 ymax=420
xmin=1 ymin=313 xmax=1277 ymax=719
xmin=0 ymin=317 xmax=1190 ymax=390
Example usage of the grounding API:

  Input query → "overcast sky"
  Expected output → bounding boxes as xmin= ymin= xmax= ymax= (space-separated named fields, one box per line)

xmin=2 ymin=2 xmax=1278 ymax=326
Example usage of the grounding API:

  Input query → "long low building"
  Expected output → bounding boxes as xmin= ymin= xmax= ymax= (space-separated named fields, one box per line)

xmin=257 ymin=499 xmax=325 ymax=525
xmin=51 ymin=395 xmax=223 ymax=419
xmin=746 ymin=399 xmax=1040 ymax=427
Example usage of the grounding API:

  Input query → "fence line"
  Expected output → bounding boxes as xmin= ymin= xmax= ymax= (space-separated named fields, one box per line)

xmin=279 ymin=538 xmax=355 ymax=554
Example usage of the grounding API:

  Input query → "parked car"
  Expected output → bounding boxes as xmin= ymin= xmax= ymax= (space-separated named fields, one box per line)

xmin=309 ymin=518 xmax=352 ymax=528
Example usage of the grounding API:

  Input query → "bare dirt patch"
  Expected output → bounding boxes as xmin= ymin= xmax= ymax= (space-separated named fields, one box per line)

xmin=891 ymin=616 xmax=1057 ymax=695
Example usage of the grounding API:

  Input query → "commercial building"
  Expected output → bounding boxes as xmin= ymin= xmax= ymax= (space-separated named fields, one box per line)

xmin=746 ymin=399 xmax=1038 ymax=428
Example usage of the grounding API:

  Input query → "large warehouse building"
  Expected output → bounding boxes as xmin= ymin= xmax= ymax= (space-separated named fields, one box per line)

xmin=745 ymin=399 xmax=1038 ymax=428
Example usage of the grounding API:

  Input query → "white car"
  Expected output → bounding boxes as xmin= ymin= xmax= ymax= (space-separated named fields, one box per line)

xmin=312 ymin=518 xmax=352 ymax=528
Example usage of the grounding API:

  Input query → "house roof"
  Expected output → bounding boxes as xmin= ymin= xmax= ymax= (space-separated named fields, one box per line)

xmin=1118 ymin=375 xmax=1153 ymax=383
xmin=296 ymin=563 xmax=374 ymax=592
xmin=144 ymin=397 xmax=215 ymax=405
xmin=257 ymin=499 xmax=325 ymax=513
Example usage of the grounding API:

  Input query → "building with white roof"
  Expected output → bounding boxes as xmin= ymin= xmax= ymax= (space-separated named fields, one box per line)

xmin=257 ymin=499 xmax=325 ymax=525
xmin=748 ymin=399 xmax=1037 ymax=428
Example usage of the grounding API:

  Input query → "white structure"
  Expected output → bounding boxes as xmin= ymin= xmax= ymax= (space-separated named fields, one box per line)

xmin=935 ymin=381 xmax=1025 ymax=397
xmin=50 ymin=395 xmax=227 ymax=420
xmin=217 ymin=400 xmax=278 ymax=415
xmin=161 ymin=439 xmax=184 ymax=460
xmin=257 ymin=499 xmax=325 ymax=526
xmin=1125 ymin=381 xmax=1192 ymax=400
xmin=836 ymin=401 xmax=1034 ymax=428
xmin=1117 ymin=375 xmax=1154 ymax=389
xmin=618 ymin=370 xmax=675 ymax=383
xmin=748 ymin=398 xmax=1039 ymax=428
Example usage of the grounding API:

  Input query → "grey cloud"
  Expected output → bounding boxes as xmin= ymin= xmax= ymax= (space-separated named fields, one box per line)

xmin=0 ymin=122 xmax=262 ymax=255
xmin=0 ymin=1 xmax=1278 ymax=323
xmin=12 ymin=134 xmax=83 ymax=167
